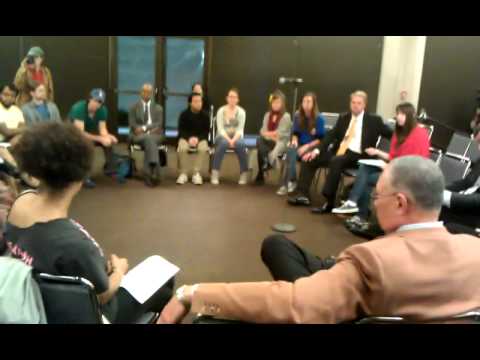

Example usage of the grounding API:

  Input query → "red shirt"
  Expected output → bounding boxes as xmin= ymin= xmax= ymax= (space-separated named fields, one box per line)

xmin=389 ymin=125 xmax=430 ymax=160
xmin=29 ymin=68 xmax=45 ymax=85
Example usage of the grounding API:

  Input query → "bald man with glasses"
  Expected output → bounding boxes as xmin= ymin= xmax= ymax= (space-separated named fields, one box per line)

xmin=159 ymin=156 xmax=480 ymax=324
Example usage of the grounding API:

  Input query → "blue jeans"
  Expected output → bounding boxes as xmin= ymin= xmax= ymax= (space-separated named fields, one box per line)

xmin=348 ymin=164 xmax=381 ymax=218
xmin=212 ymin=137 xmax=248 ymax=173
xmin=283 ymin=147 xmax=300 ymax=185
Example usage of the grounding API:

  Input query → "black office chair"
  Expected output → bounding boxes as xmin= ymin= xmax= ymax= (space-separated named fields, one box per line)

xmin=438 ymin=154 xmax=471 ymax=185
xmin=376 ymin=136 xmax=391 ymax=153
xmin=193 ymin=309 xmax=480 ymax=324
xmin=321 ymin=112 xmax=340 ymax=131
xmin=419 ymin=123 xmax=434 ymax=141
xmin=356 ymin=310 xmax=480 ymax=324
xmin=35 ymin=273 xmax=158 ymax=324
xmin=429 ymin=148 xmax=442 ymax=165
xmin=466 ymin=138 xmax=480 ymax=163
xmin=446 ymin=132 xmax=472 ymax=159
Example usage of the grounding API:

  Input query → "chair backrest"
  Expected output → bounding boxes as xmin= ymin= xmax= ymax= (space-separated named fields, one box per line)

xmin=446 ymin=132 xmax=472 ymax=158
xmin=419 ymin=123 xmax=434 ymax=140
xmin=429 ymin=148 xmax=442 ymax=165
xmin=375 ymin=136 xmax=391 ymax=153
xmin=321 ymin=112 xmax=339 ymax=130
xmin=466 ymin=138 xmax=480 ymax=163
xmin=385 ymin=118 xmax=396 ymax=132
xmin=438 ymin=154 xmax=471 ymax=185
xmin=357 ymin=309 xmax=480 ymax=324
xmin=34 ymin=273 xmax=103 ymax=324
xmin=208 ymin=105 xmax=216 ymax=145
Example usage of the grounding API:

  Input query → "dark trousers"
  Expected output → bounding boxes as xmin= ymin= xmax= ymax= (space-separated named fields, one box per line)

xmin=92 ymin=143 xmax=116 ymax=173
xmin=440 ymin=207 xmax=479 ymax=236
xmin=261 ymin=234 xmax=334 ymax=282
xmin=256 ymin=137 xmax=276 ymax=179
xmin=112 ymin=277 xmax=174 ymax=324
xmin=131 ymin=134 xmax=165 ymax=171
xmin=297 ymin=149 xmax=361 ymax=205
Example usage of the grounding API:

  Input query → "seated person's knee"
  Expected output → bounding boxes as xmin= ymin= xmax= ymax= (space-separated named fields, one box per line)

xmin=261 ymin=234 xmax=289 ymax=262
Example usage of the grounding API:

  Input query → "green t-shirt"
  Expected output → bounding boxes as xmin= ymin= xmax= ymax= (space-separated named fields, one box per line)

xmin=68 ymin=100 xmax=108 ymax=134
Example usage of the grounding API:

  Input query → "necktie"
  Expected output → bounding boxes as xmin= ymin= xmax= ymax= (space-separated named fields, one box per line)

xmin=337 ymin=115 xmax=357 ymax=156
xmin=144 ymin=103 xmax=149 ymax=124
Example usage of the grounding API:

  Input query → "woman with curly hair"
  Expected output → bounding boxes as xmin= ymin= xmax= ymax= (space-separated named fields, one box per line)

xmin=1 ymin=122 xmax=174 ymax=323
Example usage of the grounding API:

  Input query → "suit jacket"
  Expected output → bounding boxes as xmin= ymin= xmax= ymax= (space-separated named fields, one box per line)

xmin=190 ymin=227 xmax=480 ymax=323
xmin=128 ymin=100 xmax=164 ymax=135
xmin=447 ymin=159 xmax=480 ymax=212
xmin=319 ymin=112 xmax=392 ymax=157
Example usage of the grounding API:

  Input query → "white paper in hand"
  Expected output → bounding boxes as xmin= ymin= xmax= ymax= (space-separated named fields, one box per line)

xmin=120 ymin=255 xmax=180 ymax=304
xmin=358 ymin=159 xmax=387 ymax=169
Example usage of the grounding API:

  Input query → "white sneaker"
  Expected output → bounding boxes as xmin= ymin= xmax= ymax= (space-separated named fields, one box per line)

xmin=277 ymin=186 xmax=288 ymax=196
xmin=332 ymin=200 xmax=359 ymax=214
xmin=192 ymin=173 xmax=203 ymax=185
xmin=287 ymin=181 xmax=297 ymax=193
xmin=238 ymin=172 xmax=248 ymax=185
xmin=176 ymin=173 xmax=188 ymax=185
xmin=211 ymin=170 xmax=220 ymax=185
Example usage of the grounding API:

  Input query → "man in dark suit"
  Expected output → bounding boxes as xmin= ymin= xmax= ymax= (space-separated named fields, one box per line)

xmin=288 ymin=91 xmax=392 ymax=214
xmin=441 ymin=134 xmax=480 ymax=235
xmin=129 ymin=83 xmax=165 ymax=187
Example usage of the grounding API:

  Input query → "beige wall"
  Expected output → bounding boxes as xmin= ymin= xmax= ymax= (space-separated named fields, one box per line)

xmin=376 ymin=36 xmax=427 ymax=119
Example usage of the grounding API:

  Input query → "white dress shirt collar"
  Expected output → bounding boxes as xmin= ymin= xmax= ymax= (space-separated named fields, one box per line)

xmin=396 ymin=221 xmax=444 ymax=233
xmin=142 ymin=100 xmax=152 ymax=124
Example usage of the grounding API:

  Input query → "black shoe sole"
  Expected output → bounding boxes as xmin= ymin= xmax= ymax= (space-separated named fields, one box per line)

xmin=287 ymin=199 xmax=311 ymax=206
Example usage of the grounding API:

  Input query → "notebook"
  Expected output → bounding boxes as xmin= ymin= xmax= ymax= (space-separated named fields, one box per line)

xmin=120 ymin=255 xmax=180 ymax=304
xmin=358 ymin=159 xmax=387 ymax=169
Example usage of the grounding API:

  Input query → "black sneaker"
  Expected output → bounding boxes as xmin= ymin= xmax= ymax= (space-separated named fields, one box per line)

xmin=83 ymin=178 xmax=96 ymax=189
xmin=254 ymin=176 xmax=265 ymax=186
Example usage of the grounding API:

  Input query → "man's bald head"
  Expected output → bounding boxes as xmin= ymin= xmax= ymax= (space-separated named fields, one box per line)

xmin=141 ymin=83 xmax=154 ymax=102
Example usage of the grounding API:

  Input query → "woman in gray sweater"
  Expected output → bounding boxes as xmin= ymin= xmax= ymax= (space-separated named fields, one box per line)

xmin=255 ymin=90 xmax=292 ymax=185
xmin=211 ymin=88 xmax=248 ymax=185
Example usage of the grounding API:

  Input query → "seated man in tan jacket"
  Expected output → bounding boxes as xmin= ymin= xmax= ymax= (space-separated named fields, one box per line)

xmin=159 ymin=156 xmax=480 ymax=324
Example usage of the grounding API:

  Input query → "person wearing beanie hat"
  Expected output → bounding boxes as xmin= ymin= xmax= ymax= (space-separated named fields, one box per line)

xmin=68 ymin=89 xmax=118 ymax=189
xmin=13 ymin=46 xmax=54 ymax=107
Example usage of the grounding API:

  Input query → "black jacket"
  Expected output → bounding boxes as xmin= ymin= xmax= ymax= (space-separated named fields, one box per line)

xmin=319 ymin=112 xmax=392 ymax=157
xmin=447 ymin=159 xmax=480 ymax=211
xmin=178 ymin=108 xmax=210 ymax=142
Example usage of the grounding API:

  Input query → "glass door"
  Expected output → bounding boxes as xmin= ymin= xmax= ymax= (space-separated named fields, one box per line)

xmin=115 ymin=36 xmax=207 ymax=136
xmin=163 ymin=37 xmax=206 ymax=135
xmin=116 ymin=36 xmax=158 ymax=135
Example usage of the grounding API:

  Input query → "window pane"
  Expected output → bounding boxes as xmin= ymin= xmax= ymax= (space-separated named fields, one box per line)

xmin=118 ymin=36 xmax=156 ymax=91
xmin=165 ymin=96 xmax=188 ymax=129
xmin=165 ymin=38 xmax=205 ymax=93
xmin=118 ymin=94 xmax=139 ymax=128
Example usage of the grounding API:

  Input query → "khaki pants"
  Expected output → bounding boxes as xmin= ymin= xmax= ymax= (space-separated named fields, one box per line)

xmin=177 ymin=139 xmax=210 ymax=175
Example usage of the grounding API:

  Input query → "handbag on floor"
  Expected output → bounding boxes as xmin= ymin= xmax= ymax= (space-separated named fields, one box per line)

xmin=110 ymin=153 xmax=134 ymax=184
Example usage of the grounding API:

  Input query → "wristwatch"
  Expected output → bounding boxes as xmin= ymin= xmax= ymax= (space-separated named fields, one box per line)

xmin=175 ymin=285 xmax=199 ymax=310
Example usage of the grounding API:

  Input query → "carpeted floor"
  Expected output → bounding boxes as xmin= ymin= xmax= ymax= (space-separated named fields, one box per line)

xmin=68 ymin=146 xmax=363 ymax=322
xmin=70 ymin=145 xmax=364 ymax=290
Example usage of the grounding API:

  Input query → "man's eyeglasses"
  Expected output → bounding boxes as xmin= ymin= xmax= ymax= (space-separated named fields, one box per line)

xmin=371 ymin=190 xmax=398 ymax=201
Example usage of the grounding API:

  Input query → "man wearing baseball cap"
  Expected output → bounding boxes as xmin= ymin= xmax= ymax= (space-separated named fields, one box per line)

xmin=68 ymin=89 xmax=118 ymax=188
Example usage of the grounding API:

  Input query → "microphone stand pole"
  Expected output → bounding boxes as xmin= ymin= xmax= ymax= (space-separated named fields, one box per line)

xmin=272 ymin=81 xmax=299 ymax=233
